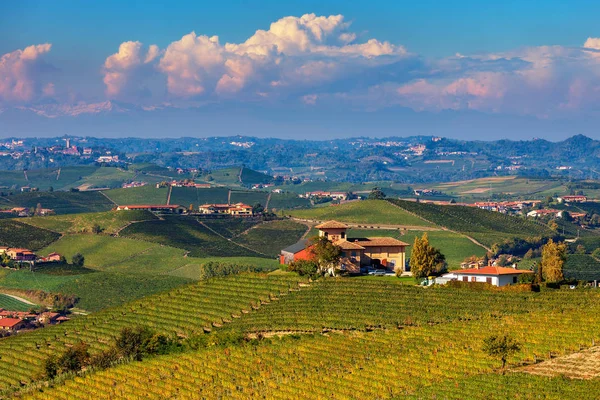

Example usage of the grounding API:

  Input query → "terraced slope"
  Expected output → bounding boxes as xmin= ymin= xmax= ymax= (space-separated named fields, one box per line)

xmin=0 ymin=274 xmax=303 ymax=391
xmin=0 ymin=220 xmax=60 ymax=250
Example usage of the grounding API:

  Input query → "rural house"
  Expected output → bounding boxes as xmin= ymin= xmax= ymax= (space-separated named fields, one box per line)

xmin=0 ymin=318 xmax=26 ymax=331
xmin=6 ymin=248 xmax=36 ymax=262
xmin=280 ymin=221 xmax=409 ymax=274
xmin=198 ymin=203 xmax=253 ymax=216
xmin=441 ymin=266 xmax=533 ymax=286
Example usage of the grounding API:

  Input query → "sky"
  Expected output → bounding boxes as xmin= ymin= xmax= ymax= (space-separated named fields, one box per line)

xmin=2 ymin=0 xmax=600 ymax=140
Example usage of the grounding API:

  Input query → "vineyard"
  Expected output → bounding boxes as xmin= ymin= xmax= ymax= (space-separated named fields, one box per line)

xmin=387 ymin=199 xmax=556 ymax=246
xmin=564 ymin=254 xmax=600 ymax=281
xmin=0 ymin=220 xmax=60 ymax=250
xmin=287 ymin=200 xmax=434 ymax=226
xmin=0 ymin=274 xmax=304 ymax=392
xmin=16 ymin=278 xmax=600 ymax=399
xmin=232 ymin=220 xmax=307 ymax=257
xmin=0 ymin=293 xmax=36 ymax=311
xmin=22 ymin=210 xmax=157 ymax=235
xmin=102 ymin=186 xmax=169 ymax=206
xmin=5 ymin=191 xmax=115 ymax=215
xmin=119 ymin=216 xmax=262 ymax=257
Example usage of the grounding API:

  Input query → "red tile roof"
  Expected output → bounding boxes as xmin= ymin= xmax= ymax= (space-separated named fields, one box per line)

xmin=119 ymin=205 xmax=181 ymax=209
xmin=334 ymin=240 xmax=365 ymax=250
xmin=0 ymin=318 xmax=22 ymax=328
xmin=454 ymin=266 xmax=533 ymax=276
xmin=354 ymin=237 xmax=410 ymax=247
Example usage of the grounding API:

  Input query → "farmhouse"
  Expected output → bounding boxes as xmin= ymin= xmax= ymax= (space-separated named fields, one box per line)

xmin=198 ymin=203 xmax=253 ymax=216
xmin=443 ymin=266 xmax=533 ymax=286
xmin=38 ymin=252 xmax=62 ymax=263
xmin=557 ymin=195 xmax=588 ymax=203
xmin=0 ymin=318 xmax=25 ymax=331
xmin=115 ymin=205 xmax=185 ymax=214
xmin=6 ymin=248 xmax=36 ymax=262
xmin=280 ymin=221 xmax=409 ymax=274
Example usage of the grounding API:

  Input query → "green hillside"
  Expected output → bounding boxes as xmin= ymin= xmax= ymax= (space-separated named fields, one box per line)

xmin=22 ymin=210 xmax=157 ymax=235
xmin=0 ymin=293 xmax=36 ymax=311
xmin=4 ymin=191 xmax=114 ymax=214
xmin=11 ymin=278 xmax=600 ymax=399
xmin=239 ymin=167 xmax=273 ymax=185
xmin=287 ymin=200 xmax=434 ymax=227
xmin=102 ymin=185 xmax=168 ymax=205
xmin=119 ymin=216 xmax=262 ymax=257
xmin=233 ymin=220 xmax=307 ymax=257
xmin=388 ymin=199 xmax=556 ymax=247
xmin=0 ymin=220 xmax=60 ymax=250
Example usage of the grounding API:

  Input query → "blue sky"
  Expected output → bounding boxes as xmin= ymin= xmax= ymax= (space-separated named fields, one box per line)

xmin=2 ymin=1 xmax=600 ymax=139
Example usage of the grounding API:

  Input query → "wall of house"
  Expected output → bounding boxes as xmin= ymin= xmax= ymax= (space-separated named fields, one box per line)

xmin=361 ymin=246 xmax=406 ymax=272
xmin=319 ymin=228 xmax=347 ymax=242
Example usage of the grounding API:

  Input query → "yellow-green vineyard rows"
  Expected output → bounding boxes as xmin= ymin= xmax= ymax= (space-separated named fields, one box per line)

xmin=0 ymin=274 xmax=303 ymax=390
xmin=229 ymin=279 xmax=600 ymax=332
xmin=24 ymin=301 xmax=600 ymax=400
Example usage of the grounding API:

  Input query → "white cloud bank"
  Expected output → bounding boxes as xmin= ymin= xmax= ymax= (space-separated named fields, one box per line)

xmin=0 ymin=44 xmax=53 ymax=103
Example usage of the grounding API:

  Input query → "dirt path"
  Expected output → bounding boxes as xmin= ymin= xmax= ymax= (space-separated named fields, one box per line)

xmin=23 ymin=170 xmax=28 ymax=181
xmin=166 ymin=186 xmax=172 ymax=205
xmin=265 ymin=192 xmax=272 ymax=211
xmin=197 ymin=220 xmax=269 ymax=257
xmin=2 ymin=293 xmax=37 ymax=306
xmin=238 ymin=167 xmax=243 ymax=183
xmin=99 ymin=190 xmax=117 ymax=205
xmin=56 ymin=168 xmax=61 ymax=181
xmin=227 ymin=189 xmax=232 ymax=204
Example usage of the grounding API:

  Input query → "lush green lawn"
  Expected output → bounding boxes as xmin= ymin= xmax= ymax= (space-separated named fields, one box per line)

xmin=287 ymin=200 xmax=434 ymax=226
xmin=22 ymin=210 xmax=157 ymax=235
xmin=233 ymin=220 xmax=307 ymax=257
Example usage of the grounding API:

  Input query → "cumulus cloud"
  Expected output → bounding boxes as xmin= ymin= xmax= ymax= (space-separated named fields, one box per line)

xmin=103 ymin=41 xmax=160 ymax=97
xmin=152 ymin=14 xmax=408 ymax=99
xmin=0 ymin=43 xmax=53 ymax=103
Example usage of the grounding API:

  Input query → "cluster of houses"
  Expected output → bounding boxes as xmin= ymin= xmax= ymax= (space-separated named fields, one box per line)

xmin=0 ymin=247 xmax=62 ymax=265
xmin=471 ymin=200 xmax=541 ymax=214
xmin=300 ymin=191 xmax=349 ymax=201
xmin=155 ymin=180 xmax=211 ymax=189
xmin=115 ymin=203 xmax=254 ymax=216
xmin=0 ymin=207 xmax=55 ymax=217
xmin=0 ymin=310 xmax=69 ymax=333
xmin=122 ymin=181 xmax=147 ymax=189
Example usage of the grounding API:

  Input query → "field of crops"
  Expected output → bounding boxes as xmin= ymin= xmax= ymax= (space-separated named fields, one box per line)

xmin=388 ymin=199 xmax=555 ymax=246
xmin=102 ymin=186 xmax=168 ymax=205
xmin=167 ymin=257 xmax=280 ymax=279
xmin=0 ymin=220 xmax=60 ymax=250
xmin=229 ymin=190 xmax=269 ymax=207
xmin=201 ymin=218 xmax=260 ymax=238
xmin=239 ymin=167 xmax=273 ymax=185
xmin=0 ymin=293 xmax=36 ymax=311
xmin=17 ymin=279 xmax=600 ymax=399
xmin=564 ymin=254 xmax=600 ymax=281
xmin=287 ymin=200 xmax=434 ymax=227
xmin=119 ymin=216 xmax=262 ymax=257
xmin=5 ymin=191 xmax=114 ymax=215
xmin=22 ymin=210 xmax=157 ymax=235
xmin=233 ymin=220 xmax=307 ymax=257
xmin=0 ymin=274 xmax=303 ymax=391
xmin=268 ymin=192 xmax=311 ymax=210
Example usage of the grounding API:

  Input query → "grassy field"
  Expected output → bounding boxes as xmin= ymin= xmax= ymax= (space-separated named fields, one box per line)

xmin=22 ymin=210 xmax=157 ymax=235
xmin=119 ymin=216 xmax=262 ymax=257
xmin=0 ymin=220 xmax=60 ymax=250
xmin=0 ymin=293 xmax=36 ymax=311
xmin=204 ymin=167 xmax=241 ymax=185
xmin=233 ymin=220 xmax=307 ymax=257
xmin=347 ymin=228 xmax=486 ymax=269
xmin=4 ymin=191 xmax=114 ymax=214
xmin=287 ymin=200 xmax=434 ymax=226
xmin=102 ymin=185 xmax=168 ymax=205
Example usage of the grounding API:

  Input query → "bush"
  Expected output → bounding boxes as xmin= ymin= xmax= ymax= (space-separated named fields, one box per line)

xmin=288 ymin=260 xmax=319 ymax=279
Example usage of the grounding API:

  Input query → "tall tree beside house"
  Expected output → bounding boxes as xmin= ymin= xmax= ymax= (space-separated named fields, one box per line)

xmin=409 ymin=233 xmax=447 ymax=278
xmin=541 ymin=239 xmax=567 ymax=283
xmin=36 ymin=203 xmax=42 ymax=216
xmin=72 ymin=253 xmax=85 ymax=268
xmin=309 ymin=236 xmax=342 ymax=276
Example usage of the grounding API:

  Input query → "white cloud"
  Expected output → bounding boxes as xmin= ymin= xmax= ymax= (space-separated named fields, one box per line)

xmin=103 ymin=41 xmax=159 ymax=97
xmin=0 ymin=43 xmax=52 ymax=103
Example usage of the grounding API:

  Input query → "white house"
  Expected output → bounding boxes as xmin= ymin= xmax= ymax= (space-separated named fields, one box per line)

xmin=442 ymin=266 xmax=533 ymax=287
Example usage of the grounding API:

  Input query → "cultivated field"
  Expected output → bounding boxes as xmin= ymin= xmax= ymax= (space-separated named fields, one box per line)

xmin=3 ymin=191 xmax=114 ymax=215
xmin=0 ymin=220 xmax=60 ymax=250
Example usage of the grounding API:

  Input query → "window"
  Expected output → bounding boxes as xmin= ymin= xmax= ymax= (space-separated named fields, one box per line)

xmin=324 ymin=232 xmax=329 ymax=238
xmin=341 ymin=251 xmax=347 ymax=258
xmin=341 ymin=232 xmax=346 ymax=239
xmin=486 ymin=277 xmax=492 ymax=284
xmin=470 ymin=277 xmax=476 ymax=282
xmin=462 ymin=276 xmax=468 ymax=282
xmin=513 ymin=276 xmax=517 ymax=284
xmin=351 ymin=251 xmax=356 ymax=257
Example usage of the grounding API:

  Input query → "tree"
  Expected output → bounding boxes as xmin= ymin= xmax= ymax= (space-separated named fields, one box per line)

xmin=575 ymin=244 xmax=586 ymax=254
xmin=409 ymin=233 xmax=447 ymax=278
xmin=72 ymin=253 xmax=85 ymax=267
xmin=541 ymin=239 xmax=566 ymax=283
xmin=91 ymin=224 xmax=102 ymax=234
xmin=309 ymin=236 xmax=342 ymax=276
xmin=253 ymin=203 xmax=264 ymax=214
xmin=482 ymin=334 xmax=521 ymax=371
xmin=287 ymin=259 xmax=319 ymax=279
xmin=548 ymin=220 xmax=559 ymax=231
xmin=36 ymin=203 xmax=42 ymax=216
xmin=368 ymin=188 xmax=386 ymax=200
xmin=48 ymin=186 xmax=54 ymax=192
xmin=115 ymin=326 xmax=154 ymax=361
xmin=57 ymin=341 xmax=90 ymax=373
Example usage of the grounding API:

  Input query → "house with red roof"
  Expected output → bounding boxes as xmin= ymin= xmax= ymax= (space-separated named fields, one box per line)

xmin=0 ymin=318 xmax=26 ymax=331
xmin=280 ymin=221 xmax=409 ymax=274
xmin=441 ymin=266 xmax=533 ymax=286
xmin=115 ymin=204 xmax=185 ymax=214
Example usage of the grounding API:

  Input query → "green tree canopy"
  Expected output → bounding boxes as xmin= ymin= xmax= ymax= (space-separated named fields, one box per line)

xmin=482 ymin=334 xmax=521 ymax=371
xmin=309 ymin=236 xmax=342 ymax=276
xmin=409 ymin=233 xmax=447 ymax=278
